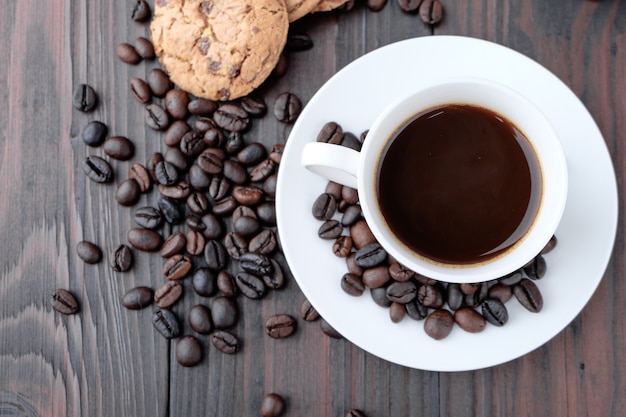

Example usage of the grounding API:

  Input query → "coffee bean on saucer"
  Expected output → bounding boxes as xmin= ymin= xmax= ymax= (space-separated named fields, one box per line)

xmin=312 ymin=193 xmax=337 ymax=220
xmin=454 ymin=307 xmax=486 ymax=333
xmin=513 ymin=278 xmax=543 ymax=312
xmin=523 ymin=255 xmax=547 ymax=280
xmin=481 ymin=298 xmax=509 ymax=326
xmin=424 ymin=309 xmax=454 ymax=340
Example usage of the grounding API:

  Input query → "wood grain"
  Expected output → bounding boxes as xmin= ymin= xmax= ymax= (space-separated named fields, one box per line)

xmin=0 ymin=0 xmax=624 ymax=416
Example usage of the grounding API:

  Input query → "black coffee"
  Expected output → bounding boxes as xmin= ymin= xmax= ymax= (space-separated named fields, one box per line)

xmin=377 ymin=104 xmax=541 ymax=265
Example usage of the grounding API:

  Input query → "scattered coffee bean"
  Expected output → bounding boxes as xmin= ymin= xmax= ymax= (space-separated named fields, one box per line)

xmin=405 ymin=299 xmax=428 ymax=321
xmin=111 ymin=244 xmax=133 ymax=272
xmin=186 ymin=229 xmax=205 ymax=255
xmin=265 ymin=314 xmax=296 ymax=338
xmin=235 ymin=272 xmax=266 ymax=299
xmin=176 ymin=336 xmax=203 ymax=367
xmin=160 ymin=232 xmax=186 ymax=258
xmin=51 ymin=289 xmax=79 ymax=315
xmin=217 ymin=271 xmax=237 ymax=297
xmin=147 ymin=68 xmax=172 ymax=97
xmin=264 ymin=259 xmax=285 ymax=289
xmin=82 ymin=121 xmax=108 ymax=146
xmin=224 ymin=232 xmax=249 ymax=260
xmin=424 ymin=309 xmax=454 ymax=340
xmin=163 ymin=254 xmax=192 ymax=280
xmin=211 ymin=296 xmax=239 ymax=329
xmin=188 ymin=98 xmax=218 ymax=116
xmin=154 ymin=280 xmax=183 ymax=308
xmin=76 ymin=240 xmax=102 ymax=264
xmin=240 ymin=252 xmax=272 ymax=276
xmin=211 ymin=330 xmax=241 ymax=354
xmin=397 ymin=0 xmax=421 ymax=13
xmin=72 ymin=83 xmax=97 ymax=112
xmin=164 ymin=89 xmax=190 ymax=120
xmin=214 ymin=103 xmax=249 ymax=132
xmin=261 ymin=393 xmax=286 ymax=417
xmin=131 ymin=0 xmax=151 ymax=22
xmin=273 ymin=92 xmax=301 ymax=123
xmin=240 ymin=95 xmax=267 ymax=117
xmin=285 ymin=31 xmax=313 ymax=51
xmin=366 ymin=0 xmax=387 ymax=11
xmin=134 ymin=36 xmax=155 ymax=60
xmin=333 ymin=236 xmax=353 ymax=257
xmin=320 ymin=319 xmax=343 ymax=339
xmin=115 ymin=179 xmax=141 ymax=206
xmin=355 ymin=243 xmax=387 ymax=267
xmin=158 ymin=197 xmax=183 ymax=224
xmin=350 ymin=220 xmax=376 ymax=249
xmin=386 ymin=281 xmax=417 ymax=304
xmin=188 ymin=304 xmax=213 ymax=334
xmin=191 ymin=268 xmax=217 ymax=297
xmin=204 ymin=240 xmax=228 ymax=270
xmin=389 ymin=302 xmax=406 ymax=323
xmin=370 ymin=286 xmax=392 ymax=307
xmin=454 ymin=307 xmax=486 ymax=333
xmin=249 ymin=229 xmax=277 ymax=255
xmin=104 ymin=136 xmax=135 ymax=160
xmin=317 ymin=122 xmax=343 ymax=143
xmin=481 ymin=298 xmax=509 ymax=326
xmin=362 ymin=266 xmax=391 ymax=289
xmin=116 ymin=42 xmax=142 ymax=65
xmin=122 ymin=286 xmax=153 ymax=310
xmin=82 ymin=156 xmax=113 ymax=183
xmin=130 ymin=77 xmax=151 ymax=103
xmin=134 ymin=206 xmax=163 ymax=229
xmin=318 ymin=220 xmax=342 ymax=239
xmin=152 ymin=308 xmax=180 ymax=339
xmin=300 ymin=299 xmax=320 ymax=321
xmin=514 ymin=278 xmax=543 ymax=312
xmin=341 ymin=273 xmax=365 ymax=296
xmin=523 ymin=255 xmax=547 ymax=280
xmin=419 ymin=0 xmax=444 ymax=25
xmin=232 ymin=185 xmax=264 ymax=206
xmin=127 ymin=227 xmax=162 ymax=252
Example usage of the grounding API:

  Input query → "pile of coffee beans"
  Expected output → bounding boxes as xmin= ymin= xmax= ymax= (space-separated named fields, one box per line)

xmin=311 ymin=122 xmax=556 ymax=340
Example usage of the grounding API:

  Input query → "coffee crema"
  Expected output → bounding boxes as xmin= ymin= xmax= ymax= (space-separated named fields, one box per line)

xmin=376 ymin=104 xmax=542 ymax=265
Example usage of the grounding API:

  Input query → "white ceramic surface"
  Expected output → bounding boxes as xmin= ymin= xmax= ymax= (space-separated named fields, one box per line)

xmin=275 ymin=36 xmax=618 ymax=372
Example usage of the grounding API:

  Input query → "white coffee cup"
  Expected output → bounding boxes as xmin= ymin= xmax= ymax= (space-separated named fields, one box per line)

xmin=301 ymin=77 xmax=568 ymax=283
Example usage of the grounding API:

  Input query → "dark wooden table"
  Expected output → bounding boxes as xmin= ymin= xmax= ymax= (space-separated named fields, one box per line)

xmin=1 ymin=1 xmax=624 ymax=416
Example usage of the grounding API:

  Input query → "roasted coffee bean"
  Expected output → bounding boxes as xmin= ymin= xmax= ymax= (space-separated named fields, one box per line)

xmin=250 ymin=159 xmax=275 ymax=183
xmin=134 ymin=206 xmax=163 ymax=229
xmin=192 ymin=268 xmax=217 ymax=297
xmin=134 ymin=36 xmax=155 ymax=60
xmin=386 ymin=281 xmax=417 ymax=304
xmin=340 ymin=0 xmax=356 ymax=10
xmin=164 ymin=146 xmax=190 ymax=171
xmin=405 ymin=298 xmax=428 ymax=321
xmin=233 ymin=216 xmax=260 ymax=237
xmin=488 ymin=283 xmax=513 ymax=304
xmin=446 ymin=283 xmax=464 ymax=310
xmin=240 ymin=95 xmax=267 ymax=117
xmin=318 ymin=220 xmax=343 ymax=239
xmin=499 ymin=270 xmax=523 ymax=286
xmin=82 ymin=121 xmax=108 ymax=146
xmin=147 ymin=68 xmax=172 ymax=97
xmin=419 ymin=0 xmax=443 ymax=25
xmin=197 ymin=149 xmax=224 ymax=174
xmin=127 ymin=227 xmax=162 ymax=252
xmin=350 ymin=220 xmax=376 ymax=249
xmin=116 ymin=42 xmax=142 ymax=64
xmin=232 ymin=205 xmax=257 ymax=224
xmin=325 ymin=181 xmax=343 ymax=201
xmin=225 ymin=132 xmax=245 ymax=154
xmin=249 ymin=229 xmax=277 ymax=255
xmin=523 ymin=255 xmax=547 ymax=280
xmin=178 ymin=133 xmax=206 ymax=159
xmin=269 ymin=143 xmax=284 ymax=164
xmin=213 ymin=196 xmax=238 ymax=217
xmin=389 ymin=302 xmax=406 ymax=323
xmin=345 ymin=409 xmax=367 ymax=417
xmin=145 ymin=103 xmax=170 ymax=130
xmin=355 ymin=243 xmax=387 ymax=268
xmin=72 ymin=83 xmax=97 ymax=112
xmin=273 ymin=92 xmax=301 ymax=123
xmin=188 ymin=98 xmax=218 ymax=116
xmin=262 ymin=174 xmax=277 ymax=199
xmin=413 ymin=273 xmax=437 ymax=286
xmin=233 ymin=185 xmax=264 ymax=206
xmin=204 ymin=240 xmax=228 ymax=270
xmin=260 ymin=393 xmax=286 ymax=417
xmin=223 ymin=159 xmax=249 ymax=184
xmin=320 ymin=319 xmax=343 ymax=339
xmin=541 ymin=235 xmax=558 ymax=254
xmin=424 ymin=309 xmax=454 ymax=340
xmin=115 ymin=179 xmax=141 ymax=206
xmin=388 ymin=262 xmax=414 ymax=282
xmin=312 ymin=193 xmax=337 ymax=220
xmin=188 ymin=164 xmax=212 ymax=190
xmin=341 ymin=273 xmax=365 ymax=296
xmin=211 ymin=296 xmax=239 ymax=329
xmin=271 ymin=52 xmax=289 ymax=78
xmin=130 ymin=77 xmax=151 ymax=103
xmin=129 ymin=163 xmax=151 ymax=192
xmin=147 ymin=152 xmax=164 ymax=182
xmin=154 ymin=281 xmax=183 ymax=308
xmin=285 ymin=31 xmax=313 ymax=51
xmin=203 ymin=126 xmax=226 ymax=147
xmin=460 ymin=283 xmax=480 ymax=295
xmin=104 ymin=136 xmax=134 ymax=160
xmin=482 ymin=298 xmax=509 ymax=326
xmin=111 ymin=244 xmax=133 ymax=272
xmin=370 ymin=286 xmax=392 ymax=307
xmin=194 ymin=116 xmax=217 ymax=132
xmin=300 ymin=299 xmax=320 ymax=321
xmin=131 ymin=0 xmax=151 ymax=21
xmin=211 ymin=330 xmax=240 ymax=354
xmin=256 ymin=202 xmax=276 ymax=225
xmin=152 ymin=308 xmax=179 ymax=339
xmin=236 ymin=142 xmax=267 ymax=166
xmin=346 ymin=253 xmax=364 ymax=276
xmin=341 ymin=205 xmax=362 ymax=226
xmin=362 ymin=265 xmax=391 ymax=289
xmin=418 ymin=284 xmax=445 ymax=308
xmin=455 ymin=307 xmax=486 ymax=333
xmin=163 ymin=120 xmax=190 ymax=146
xmin=189 ymin=304 xmax=213 ymax=334
xmin=341 ymin=187 xmax=359 ymax=205
xmin=397 ymin=0 xmax=421 ymax=12
xmin=214 ymin=104 xmax=249 ymax=132
xmin=264 ymin=259 xmax=285 ymax=289
xmin=185 ymin=214 xmax=206 ymax=233
xmin=333 ymin=235 xmax=353 ymax=257
xmin=464 ymin=282 xmax=489 ymax=308
xmin=317 ymin=122 xmax=343 ymax=143
xmin=76 ymin=240 xmax=102 ymax=264
xmin=200 ymin=213 xmax=223 ymax=239
xmin=122 ymin=286 xmax=153 ymax=310
xmin=160 ymin=232 xmax=186 ymax=258
xmin=240 ymin=252 xmax=272 ymax=276
xmin=82 ymin=156 xmax=113 ymax=183
xmin=514 ymin=278 xmax=543 ymax=312
xmin=186 ymin=229 xmax=205 ymax=255
xmin=207 ymin=176 xmax=229 ymax=200
xmin=217 ymin=271 xmax=237 ymax=297
xmin=164 ymin=89 xmax=189 ymax=119
xmin=265 ymin=314 xmax=296 ymax=339
xmin=51 ymin=289 xmax=79 ymax=315
xmin=158 ymin=181 xmax=191 ymax=200
xmin=163 ymin=254 xmax=192 ymax=280
xmin=366 ymin=0 xmax=387 ymax=11
xmin=236 ymin=272 xmax=266 ymax=299
xmin=158 ymin=197 xmax=183 ymax=224
xmin=224 ymin=232 xmax=248 ymax=260
xmin=338 ymin=132 xmax=362 ymax=151
xmin=176 ymin=336 xmax=203 ymax=367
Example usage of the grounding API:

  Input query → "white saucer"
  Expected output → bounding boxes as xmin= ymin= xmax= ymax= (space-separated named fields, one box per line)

xmin=276 ymin=36 xmax=618 ymax=371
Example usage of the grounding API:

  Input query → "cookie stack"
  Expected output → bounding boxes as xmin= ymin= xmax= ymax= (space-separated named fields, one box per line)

xmin=151 ymin=0 xmax=348 ymax=102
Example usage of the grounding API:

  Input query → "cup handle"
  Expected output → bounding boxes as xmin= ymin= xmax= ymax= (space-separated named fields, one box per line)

xmin=301 ymin=142 xmax=360 ymax=189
